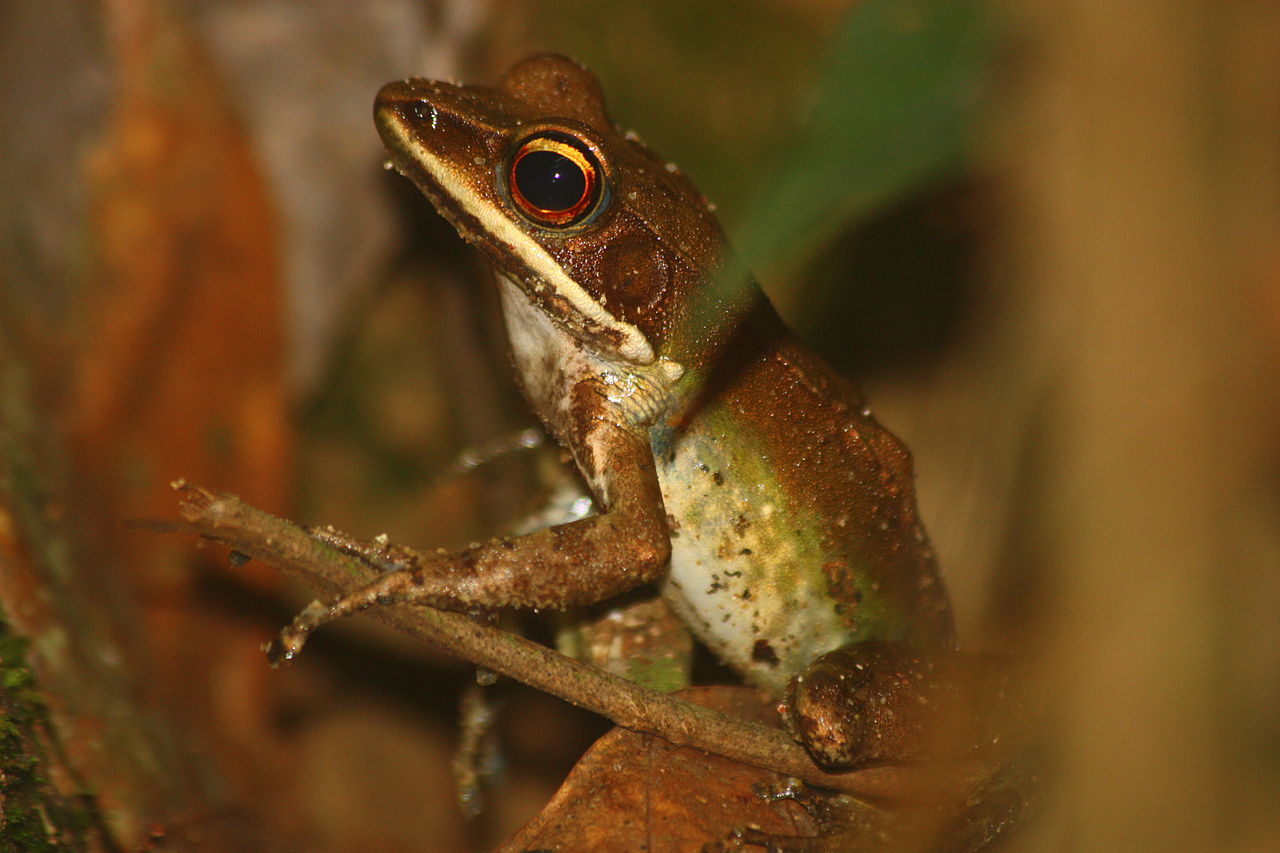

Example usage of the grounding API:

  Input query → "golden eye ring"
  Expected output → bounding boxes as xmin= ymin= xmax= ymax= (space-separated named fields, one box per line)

xmin=507 ymin=133 xmax=604 ymax=227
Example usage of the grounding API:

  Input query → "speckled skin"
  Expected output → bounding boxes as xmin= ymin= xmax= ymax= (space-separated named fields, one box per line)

xmin=371 ymin=54 xmax=955 ymax=755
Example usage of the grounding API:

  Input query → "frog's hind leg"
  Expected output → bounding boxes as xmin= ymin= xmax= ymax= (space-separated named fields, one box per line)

xmin=785 ymin=643 xmax=1023 ymax=769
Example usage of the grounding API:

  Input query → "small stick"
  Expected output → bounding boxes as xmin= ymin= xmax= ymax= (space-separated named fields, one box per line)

xmin=173 ymin=480 xmax=988 ymax=802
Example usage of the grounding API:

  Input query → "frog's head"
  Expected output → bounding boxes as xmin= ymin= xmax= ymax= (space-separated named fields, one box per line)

xmin=375 ymin=53 xmax=741 ymax=368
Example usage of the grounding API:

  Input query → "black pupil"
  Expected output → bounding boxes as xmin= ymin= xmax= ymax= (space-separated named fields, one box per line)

xmin=514 ymin=149 xmax=586 ymax=212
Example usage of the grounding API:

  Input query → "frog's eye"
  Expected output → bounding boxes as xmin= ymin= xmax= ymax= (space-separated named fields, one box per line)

xmin=507 ymin=133 xmax=604 ymax=228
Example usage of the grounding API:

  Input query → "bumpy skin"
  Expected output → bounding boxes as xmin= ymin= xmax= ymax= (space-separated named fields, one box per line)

xmin=347 ymin=54 xmax=955 ymax=761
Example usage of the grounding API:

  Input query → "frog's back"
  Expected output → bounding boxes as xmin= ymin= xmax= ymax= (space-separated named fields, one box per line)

xmin=654 ymin=303 xmax=954 ymax=694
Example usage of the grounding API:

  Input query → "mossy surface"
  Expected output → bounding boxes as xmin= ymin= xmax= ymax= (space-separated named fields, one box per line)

xmin=0 ymin=620 xmax=103 ymax=853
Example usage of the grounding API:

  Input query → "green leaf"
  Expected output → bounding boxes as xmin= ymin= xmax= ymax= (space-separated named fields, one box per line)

xmin=738 ymin=0 xmax=993 ymax=272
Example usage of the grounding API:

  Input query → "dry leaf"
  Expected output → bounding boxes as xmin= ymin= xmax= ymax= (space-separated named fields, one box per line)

xmin=499 ymin=687 xmax=821 ymax=852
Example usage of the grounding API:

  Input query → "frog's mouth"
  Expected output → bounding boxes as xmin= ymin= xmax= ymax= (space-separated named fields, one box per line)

xmin=375 ymin=83 xmax=655 ymax=366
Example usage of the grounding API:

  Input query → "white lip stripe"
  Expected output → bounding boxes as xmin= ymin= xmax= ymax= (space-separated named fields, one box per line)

xmin=390 ymin=121 xmax=655 ymax=365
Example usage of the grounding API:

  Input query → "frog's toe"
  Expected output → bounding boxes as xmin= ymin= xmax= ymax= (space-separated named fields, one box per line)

xmin=306 ymin=525 xmax=414 ymax=572
xmin=263 ymin=600 xmax=330 ymax=666
xmin=263 ymin=567 xmax=431 ymax=666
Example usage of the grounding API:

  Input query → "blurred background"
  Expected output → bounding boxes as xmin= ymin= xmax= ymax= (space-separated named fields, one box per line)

xmin=1 ymin=0 xmax=1276 ymax=850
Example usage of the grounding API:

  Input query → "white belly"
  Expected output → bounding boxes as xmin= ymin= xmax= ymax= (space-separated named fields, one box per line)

xmin=652 ymin=419 xmax=856 ymax=696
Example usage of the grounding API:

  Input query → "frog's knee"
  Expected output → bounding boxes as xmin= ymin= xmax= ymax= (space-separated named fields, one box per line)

xmin=784 ymin=642 xmax=934 ymax=769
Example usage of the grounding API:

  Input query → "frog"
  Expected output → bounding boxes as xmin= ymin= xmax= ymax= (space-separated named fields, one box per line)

xmin=271 ymin=52 xmax=959 ymax=777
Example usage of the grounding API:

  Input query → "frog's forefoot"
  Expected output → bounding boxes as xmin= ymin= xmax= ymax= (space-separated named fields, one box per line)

xmin=264 ymin=567 xmax=429 ymax=666
xmin=264 ymin=600 xmax=329 ymax=666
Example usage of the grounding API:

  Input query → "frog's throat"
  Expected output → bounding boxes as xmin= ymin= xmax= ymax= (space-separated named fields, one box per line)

xmin=382 ymin=121 xmax=655 ymax=365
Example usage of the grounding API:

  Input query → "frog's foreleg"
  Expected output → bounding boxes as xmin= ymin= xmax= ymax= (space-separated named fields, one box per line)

xmin=267 ymin=423 xmax=669 ymax=664
xmin=301 ymin=436 xmax=585 ymax=572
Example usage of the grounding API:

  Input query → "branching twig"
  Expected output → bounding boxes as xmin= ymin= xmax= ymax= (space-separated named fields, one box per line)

xmin=173 ymin=480 xmax=987 ymax=801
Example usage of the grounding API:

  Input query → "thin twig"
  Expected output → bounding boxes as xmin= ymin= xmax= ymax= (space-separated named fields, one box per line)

xmin=173 ymin=480 xmax=986 ymax=801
